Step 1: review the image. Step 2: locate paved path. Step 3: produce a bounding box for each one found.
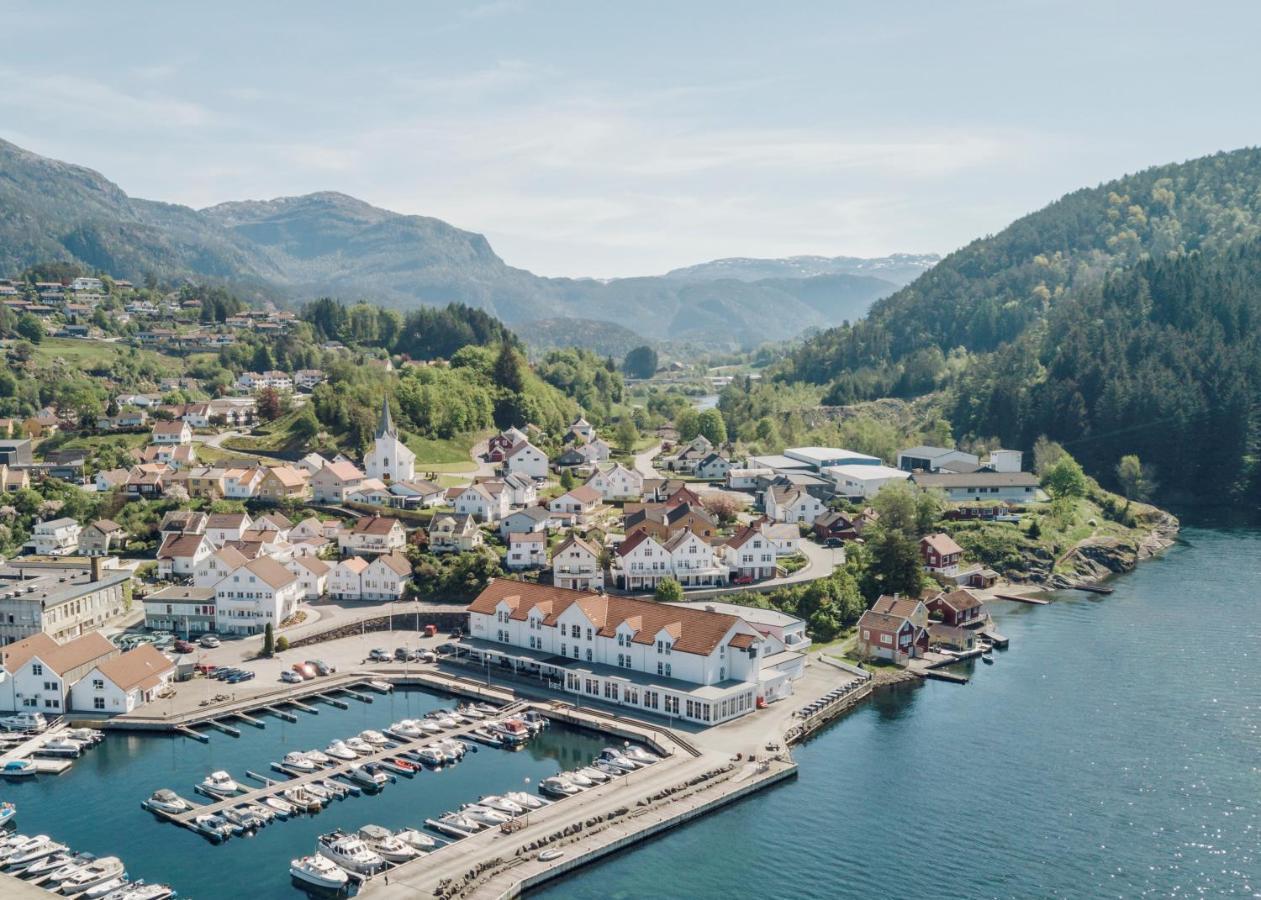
[631,442,662,478]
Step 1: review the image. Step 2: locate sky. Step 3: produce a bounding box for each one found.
[2,1,1260,278]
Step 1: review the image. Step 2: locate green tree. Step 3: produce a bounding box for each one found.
[1043,454,1087,499]
[15,313,43,344]
[622,345,658,379]
[1115,454,1155,504]
[614,418,639,454]
[654,577,684,603]
[275,636,290,653]
[290,405,320,444]
[250,343,273,372]
[697,408,727,445]
[560,469,576,490]
[674,407,701,442]
[262,622,275,656]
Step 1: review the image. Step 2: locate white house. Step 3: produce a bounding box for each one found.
[151,420,192,445]
[213,557,302,635]
[613,531,670,591]
[762,483,826,524]
[825,464,911,500]
[499,506,551,540]
[364,398,416,482]
[695,453,732,481]
[0,632,116,715]
[68,644,173,715]
[311,460,366,504]
[763,522,804,557]
[910,471,1040,503]
[455,482,509,523]
[501,472,538,508]
[31,518,82,556]
[466,580,804,723]
[428,515,483,554]
[389,479,445,508]
[506,532,548,570]
[156,532,213,579]
[222,467,264,500]
[286,556,330,601]
[205,512,252,545]
[548,486,602,524]
[505,440,549,479]
[664,529,728,587]
[330,557,369,600]
[722,523,778,581]
[193,545,249,589]
[552,534,604,592]
[339,515,406,556]
[360,552,411,601]
[585,463,644,502]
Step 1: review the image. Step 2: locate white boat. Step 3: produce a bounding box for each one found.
[565,770,594,788]
[45,853,97,883]
[37,738,82,758]
[457,705,484,720]
[317,779,348,799]
[592,760,624,778]
[281,787,322,813]
[386,720,424,740]
[367,679,393,693]
[344,737,374,755]
[461,804,511,826]
[538,848,565,862]
[469,727,504,747]
[576,766,611,784]
[377,758,413,776]
[6,836,65,868]
[504,790,548,810]
[624,746,658,765]
[262,796,295,817]
[143,789,191,815]
[414,745,445,766]
[0,713,47,733]
[489,719,530,745]
[474,702,499,714]
[478,795,525,815]
[21,852,73,879]
[193,814,234,841]
[0,801,14,828]
[65,728,102,746]
[290,854,349,891]
[521,711,549,733]
[304,782,332,804]
[317,831,385,875]
[359,729,389,746]
[244,802,276,823]
[198,770,240,797]
[394,828,438,851]
[427,713,459,729]
[346,763,388,788]
[1,834,49,861]
[427,813,481,837]
[304,749,333,766]
[325,740,358,761]
[1,760,36,778]
[357,824,420,863]
[539,776,582,797]
[597,749,638,771]
[222,807,265,831]
[282,752,318,773]
[83,876,127,899]
[58,856,125,894]
[109,885,173,900]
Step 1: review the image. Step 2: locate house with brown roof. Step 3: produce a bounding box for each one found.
[338,515,406,557]
[506,532,548,570]
[551,534,604,591]
[212,556,301,635]
[156,532,213,578]
[78,519,126,556]
[920,532,965,577]
[330,556,370,600]
[286,555,330,601]
[151,419,192,445]
[361,552,411,601]
[428,515,482,554]
[925,588,988,628]
[855,605,929,665]
[0,632,117,714]
[465,580,802,722]
[311,459,365,503]
[548,485,602,524]
[69,643,173,714]
[257,465,310,502]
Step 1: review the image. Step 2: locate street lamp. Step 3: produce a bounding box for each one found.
[522,777,531,826]
[623,740,633,785]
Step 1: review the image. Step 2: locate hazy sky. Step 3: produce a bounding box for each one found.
[3,1,1260,277]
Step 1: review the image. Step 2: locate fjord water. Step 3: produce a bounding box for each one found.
[1,688,607,898]
[539,526,1261,899]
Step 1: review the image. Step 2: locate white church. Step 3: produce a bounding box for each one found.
[365,398,415,482]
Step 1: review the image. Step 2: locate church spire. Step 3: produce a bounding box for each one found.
[376,396,397,439]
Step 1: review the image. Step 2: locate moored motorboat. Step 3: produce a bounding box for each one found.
[1,760,36,779]
[282,751,318,773]
[243,802,276,823]
[394,828,438,851]
[359,729,389,746]
[538,775,582,797]
[461,804,511,826]
[504,790,548,810]
[623,746,658,765]
[281,787,322,813]
[325,740,358,761]
[439,738,468,758]
[305,749,333,766]
[316,830,385,875]
[385,720,424,741]
[344,737,374,755]
[56,856,125,894]
[414,746,445,767]
[20,851,73,879]
[576,765,610,784]
[468,728,503,747]
[143,789,192,815]
[5,835,65,868]
[377,757,416,776]
[366,680,393,693]
[36,738,81,758]
[592,760,623,778]
[303,782,332,804]
[356,824,420,863]
[982,654,995,664]
[426,712,459,729]
[193,814,235,841]
[478,795,525,815]
[489,719,530,745]
[457,704,484,720]
[198,770,240,798]
[82,876,126,898]
[347,763,389,788]
[0,800,14,828]
[262,796,295,818]
[106,883,173,900]
[222,806,265,832]
[316,779,348,799]
[565,770,594,788]
[289,853,350,891]
[426,813,481,838]
[598,748,639,771]
[44,853,97,884]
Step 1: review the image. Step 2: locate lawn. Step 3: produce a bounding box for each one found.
[408,432,486,474]
[57,432,150,452]
[31,337,196,372]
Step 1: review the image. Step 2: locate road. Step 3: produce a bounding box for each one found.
[631,442,662,478]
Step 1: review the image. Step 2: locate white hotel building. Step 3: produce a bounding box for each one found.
[464,580,804,725]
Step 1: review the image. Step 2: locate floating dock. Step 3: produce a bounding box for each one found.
[993,592,1049,605]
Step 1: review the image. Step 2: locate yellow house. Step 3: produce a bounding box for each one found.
[257,465,310,502]
[185,466,226,500]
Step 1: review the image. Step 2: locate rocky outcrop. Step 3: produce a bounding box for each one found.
[1031,508,1179,589]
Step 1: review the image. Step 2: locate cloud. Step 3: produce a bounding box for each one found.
[0,68,215,130]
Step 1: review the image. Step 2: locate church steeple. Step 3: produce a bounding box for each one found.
[376,396,397,439]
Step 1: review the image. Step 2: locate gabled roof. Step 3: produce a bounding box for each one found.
[370,552,412,575]
[616,530,662,557]
[207,545,249,571]
[352,515,401,535]
[554,534,600,558]
[157,532,208,560]
[469,580,751,656]
[857,609,913,635]
[338,556,370,574]
[921,532,964,557]
[290,555,330,576]
[254,512,293,530]
[871,595,923,619]
[89,519,123,534]
[319,460,365,482]
[95,644,173,692]
[4,632,115,677]
[506,506,552,524]
[0,633,58,674]
[559,485,600,505]
[243,556,297,589]
[931,589,985,612]
[509,531,547,545]
[206,512,251,529]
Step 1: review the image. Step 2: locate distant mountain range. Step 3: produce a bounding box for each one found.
[0,137,934,348]
[663,253,938,285]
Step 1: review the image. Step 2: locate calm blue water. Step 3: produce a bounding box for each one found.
[1,687,608,898]
[538,526,1261,899]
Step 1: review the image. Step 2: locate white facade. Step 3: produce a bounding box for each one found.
[212,559,302,635]
[505,534,548,570]
[585,464,644,501]
[365,399,416,482]
[825,464,911,499]
[360,554,410,601]
[330,558,367,600]
[455,484,509,523]
[506,441,549,479]
[763,486,826,523]
[552,538,604,591]
[32,518,81,556]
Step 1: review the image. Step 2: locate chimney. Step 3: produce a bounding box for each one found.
[90,556,103,582]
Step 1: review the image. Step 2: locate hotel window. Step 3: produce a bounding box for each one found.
[664,663,671,678]
[617,653,624,667]
[572,645,579,659]
[93,697,105,710]
[561,644,567,656]
[657,661,664,676]
[32,663,42,675]
[93,679,104,690]
[585,649,592,662]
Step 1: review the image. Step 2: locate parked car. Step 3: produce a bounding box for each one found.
[227,671,255,684]
[732,574,754,585]
[394,647,409,661]
[369,648,390,662]
[435,643,458,655]
[824,537,844,548]
[173,640,195,654]
[418,651,436,663]
[199,634,221,648]
[280,670,302,684]
[292,662,317,680]
[311,660,335,676]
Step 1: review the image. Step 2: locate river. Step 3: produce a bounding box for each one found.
[536,525,1261,898]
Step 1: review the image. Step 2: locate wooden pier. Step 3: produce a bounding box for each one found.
[315,693,349,710]
[265,706,298,723]
[1070,583,1114,594]
[288,699,319,714]
[235,712,266,729]
[176,725,209,743]
[206,720,241,738]
[993,592,1049,605]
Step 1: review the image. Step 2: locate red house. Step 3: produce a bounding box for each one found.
[926,589,987,627]
[920,532,964,576]
[855,609,928,665]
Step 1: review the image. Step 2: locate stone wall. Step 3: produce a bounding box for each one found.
[289,610,469,650]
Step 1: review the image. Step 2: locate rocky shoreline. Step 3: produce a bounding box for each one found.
[1016,507,1180,590]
